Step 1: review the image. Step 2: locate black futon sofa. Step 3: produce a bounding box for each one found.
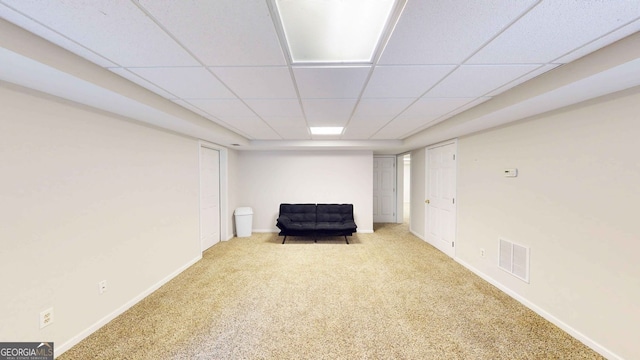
[276,203,357,244]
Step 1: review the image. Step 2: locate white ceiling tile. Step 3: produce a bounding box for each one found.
[186,99,280,139]
[293,67,370,98]
[109,68,177,99]
[397,97,476,122]
[302,99,358,125]
[343,118,395,140]
[0,3,117,67]
[261,116,307,127]
[270,123,311,140]
[138,0,286,66]
[468,1,640,64]
[1,0,199,67]
[554,19,640,64]
[426,65,540,98]
[410,97,492,135]
[244,99,303,118]
[127,67,235,99]
[171,100,237,131]
[229,118,281,140]
[379,0,538,64]
[187,99,256,119]
[362,65,455,98]
[375,98,492,140]
[172,99,217,119]
[369,118,417,139]
[212,67,296,99]
[486,64,560,97]
[346,98,416,139]
[352,98,415,119]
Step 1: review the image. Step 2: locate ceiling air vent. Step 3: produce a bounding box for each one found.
[499,238,530,283]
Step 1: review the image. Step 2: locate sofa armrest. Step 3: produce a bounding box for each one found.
[276,215,293,230]
[343,220,357,230]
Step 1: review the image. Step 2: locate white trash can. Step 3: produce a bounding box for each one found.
[234,207,253,237]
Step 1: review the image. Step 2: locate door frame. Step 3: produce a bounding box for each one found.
[199,141,228,251]
[424,139,458,258]
[396,153,411,224]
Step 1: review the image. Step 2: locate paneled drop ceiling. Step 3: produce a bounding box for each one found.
[0,1,639,153]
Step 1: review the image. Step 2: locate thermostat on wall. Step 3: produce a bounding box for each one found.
[504,168,518,177]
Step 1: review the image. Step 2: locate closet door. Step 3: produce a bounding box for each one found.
[373,156,396,223]
[425,142,456,258]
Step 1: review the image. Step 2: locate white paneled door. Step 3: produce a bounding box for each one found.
[200,147,220,251]
[425,142,457,258]
[373,156,396,223]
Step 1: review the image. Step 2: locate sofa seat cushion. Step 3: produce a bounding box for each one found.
[316,221,356,231]
[285,221,317,231]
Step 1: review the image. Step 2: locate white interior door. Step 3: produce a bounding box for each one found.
[373,156,396,223]
[425,142,456,257]
[200,147,220,251]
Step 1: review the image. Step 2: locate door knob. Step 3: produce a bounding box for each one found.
[425,199,430,204]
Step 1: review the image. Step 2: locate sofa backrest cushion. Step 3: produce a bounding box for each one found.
[279,203,317,222]
[316,204,354,222]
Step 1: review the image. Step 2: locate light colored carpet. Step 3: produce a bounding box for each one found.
[59,223,603,359]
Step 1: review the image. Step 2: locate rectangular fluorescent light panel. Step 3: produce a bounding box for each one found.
[275,0,397,64]
[310,127,344,135]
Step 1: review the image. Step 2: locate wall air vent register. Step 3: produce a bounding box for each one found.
[499,238,530,283]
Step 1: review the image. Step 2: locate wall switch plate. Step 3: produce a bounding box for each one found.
[504,168,518,177]
[40,308,53,329]
[98,280,107,294]
[480,248,486,258]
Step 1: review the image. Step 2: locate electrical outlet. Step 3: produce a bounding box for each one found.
[504,168,518,177]
[40,308,54,329]
[480,248,486,258]
[98,280,107,294]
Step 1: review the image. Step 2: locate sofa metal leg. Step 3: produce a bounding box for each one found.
[282,236,287,244]
[345,236,349,244]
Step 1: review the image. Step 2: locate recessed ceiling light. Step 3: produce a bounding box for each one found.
[273,0,404,64]
[310,126,344,135]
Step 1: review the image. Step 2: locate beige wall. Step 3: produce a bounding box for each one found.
[236,150,374,233]
[456,86,640,359]
[0,84,201,353]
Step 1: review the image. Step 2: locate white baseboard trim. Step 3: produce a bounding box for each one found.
[56,254,202,357]
[454,258,622,360]
[410,229,425,240]
[252,229,278,233]
[357,229,374,233]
